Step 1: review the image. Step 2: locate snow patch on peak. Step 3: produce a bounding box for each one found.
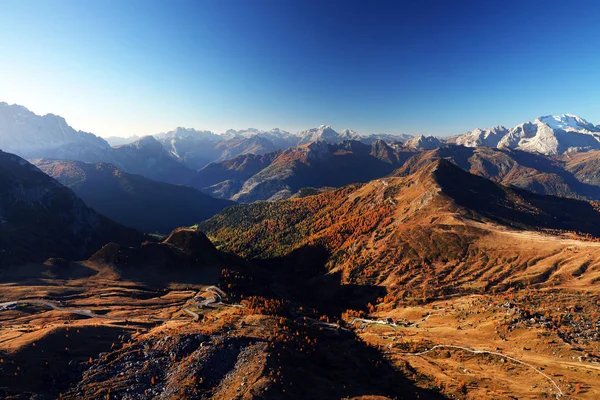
[296,125,365,146]
[0,102,110,157]
[339,128,360,138]
[537,114,599,132]
[456,125,509,148]
[454,113,600,155]
[407,135,442,150]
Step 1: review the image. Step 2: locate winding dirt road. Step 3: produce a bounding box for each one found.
[400,344,564,399]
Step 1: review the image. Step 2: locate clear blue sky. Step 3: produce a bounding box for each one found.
[1,0,600,137]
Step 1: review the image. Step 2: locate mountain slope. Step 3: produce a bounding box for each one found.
[562,150,600,186]
[192,140,416,202]
[0,150,143,266]
[200,159,600,298]
[4,156,600,399]
[110,136,196,184]
[90,227,224,271]
[189,151,281,192]
[34,159,234,233]
[431,159,600,230]
[398,145,588,197]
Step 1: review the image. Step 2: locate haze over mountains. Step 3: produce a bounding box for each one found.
[5,101,600,209]
[4,103,600,170]
[6,100,600,224]
[0,102,111,159]
[0,150,143,266]
[34,159,233,233]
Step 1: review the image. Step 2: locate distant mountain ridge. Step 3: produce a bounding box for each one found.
[454,114,600,155]
[0,150,143,266]
[3,101,600,189]
[191,139,417,202]
[0,103,416,174]
[109,136,196,184]
[396,144,600,202]
[0,103,197,184]
[155,124,415,170]
[0,102,111,158]
[34,159,234,233]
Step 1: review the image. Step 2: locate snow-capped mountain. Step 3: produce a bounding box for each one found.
[538,114,599,132]
[154,127,220,142]
[221,128,299,150]
[223,127,292,140]
[154,123,413,168]
[456,114,600,155]
[0,102,110,158]
[406,134,442,150]
[455,126,509,148]
[108,127,220,146]
[0,101,416,172]
[296,125,361,145]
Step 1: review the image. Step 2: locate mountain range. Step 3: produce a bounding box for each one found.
[3,104,600,399]
[33,159,233,233]
[453,114,600,155]
[395,145,600,200]
[0,102,111,159]
[191,140,417,202]
[200,157,600,296]
[0,150,143,266]
[5,101,600,209]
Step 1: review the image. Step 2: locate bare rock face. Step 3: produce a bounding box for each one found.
[0,102,110,158]
[455,126,509,148]
[406,134,442,150]
[457,114,600,155]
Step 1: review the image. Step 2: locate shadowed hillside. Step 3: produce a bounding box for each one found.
[0,150,144,267]
[34,159,234,233]
[200,159,600,299]
[397,144,600,200]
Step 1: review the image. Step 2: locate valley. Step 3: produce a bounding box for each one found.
[1,225,599,399]
[3,154,600,398]
[3,100,600,400]
[4,1,600,398]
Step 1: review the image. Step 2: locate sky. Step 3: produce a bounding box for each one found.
[1,0,600,138]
